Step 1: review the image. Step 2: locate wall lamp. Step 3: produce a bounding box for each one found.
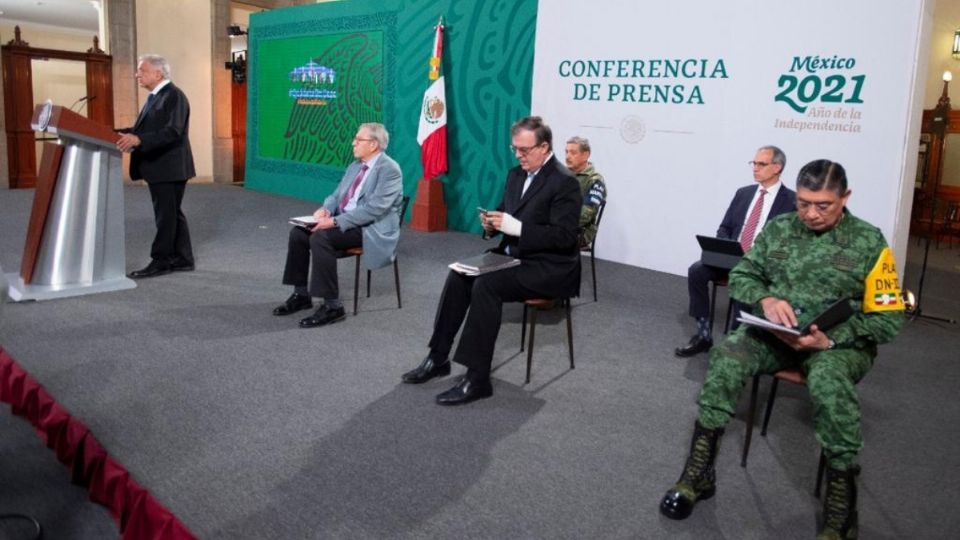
[954,29,960,60]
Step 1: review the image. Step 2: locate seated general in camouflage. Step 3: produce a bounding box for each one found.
[564,136,606,247]
[659,160,905,539]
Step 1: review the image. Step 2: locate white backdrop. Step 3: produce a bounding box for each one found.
[533,0,931,276]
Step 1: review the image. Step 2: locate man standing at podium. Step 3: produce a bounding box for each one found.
[117,54,196,278]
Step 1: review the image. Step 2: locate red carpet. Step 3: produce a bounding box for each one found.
[0,347,195,540]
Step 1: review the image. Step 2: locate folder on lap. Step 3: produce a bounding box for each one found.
[289,215,317,228]
[449,252,520,276]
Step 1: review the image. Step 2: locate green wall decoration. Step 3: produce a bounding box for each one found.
[244,0,538,233]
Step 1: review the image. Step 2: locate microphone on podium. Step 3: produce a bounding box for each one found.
[69,95,96,112]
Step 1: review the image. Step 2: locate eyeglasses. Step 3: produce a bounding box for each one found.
[353,137,375,144]
[796,200,837,214]
[510,143,544,156]
[748,161,771,168]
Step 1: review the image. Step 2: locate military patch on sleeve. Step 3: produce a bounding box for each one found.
[862,247,904,313]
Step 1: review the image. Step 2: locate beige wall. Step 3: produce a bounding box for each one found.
[135,0,214,183]
[925,0,960,107]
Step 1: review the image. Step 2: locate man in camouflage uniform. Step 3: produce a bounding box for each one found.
[659,160,904,540]
[565,136,607,247]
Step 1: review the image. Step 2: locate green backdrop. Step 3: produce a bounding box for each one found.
[244,0,538,233]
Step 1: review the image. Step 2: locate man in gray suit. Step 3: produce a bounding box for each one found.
[273,123,403,327]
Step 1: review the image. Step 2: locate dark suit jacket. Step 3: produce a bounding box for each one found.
[716,183,796,240]
[120,82,196,183]
[492,155,582,298]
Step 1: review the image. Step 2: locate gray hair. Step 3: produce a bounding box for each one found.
[138,54,171,79]
[758,144,786,171]
[566,136,591,153]
[360,122,389,150]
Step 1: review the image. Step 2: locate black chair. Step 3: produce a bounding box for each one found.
[580,200,607,302]
[339,196,410,315]
[936,201,960,249]
[741,368,827,498]
[519,298,574,384]
[708,277,735,336]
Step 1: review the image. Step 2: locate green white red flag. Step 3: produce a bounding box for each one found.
[417,18,447,180]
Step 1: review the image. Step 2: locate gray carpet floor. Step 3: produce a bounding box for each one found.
[1,184,958,539]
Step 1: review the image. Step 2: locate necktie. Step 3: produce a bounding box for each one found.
[339,164,369,211]
[521,172,535,197]
[740,188,767,252]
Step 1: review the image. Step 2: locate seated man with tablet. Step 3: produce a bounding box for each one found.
[675,145,796,357]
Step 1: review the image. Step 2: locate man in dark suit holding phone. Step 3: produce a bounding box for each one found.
[675,145,796,357]
[401,116,582,405]
[117,54,196,279]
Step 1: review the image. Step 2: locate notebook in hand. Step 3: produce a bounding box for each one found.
[737,298,854,336]
[696,235,744,270]
[289,215,317,228]
[449,252,520,276]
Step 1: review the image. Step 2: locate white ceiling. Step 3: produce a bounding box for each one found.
[0,0,99,33]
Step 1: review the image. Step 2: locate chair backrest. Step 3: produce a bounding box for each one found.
[399,195,411,222]
[580,199,607,251]
[594,199,607,229]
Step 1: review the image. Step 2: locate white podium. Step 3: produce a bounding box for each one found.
[6,102,135,301]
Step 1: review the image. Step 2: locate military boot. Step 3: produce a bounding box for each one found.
[659,421,723,520]
[817,465,860,540]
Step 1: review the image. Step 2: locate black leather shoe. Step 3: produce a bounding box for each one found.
[299,305,346,328]
[128,261,172,279]
[401,356,451,384]
[435,377,493,405]
[171,260,195,272]
[674,336,713,357]
[273,293,313,316]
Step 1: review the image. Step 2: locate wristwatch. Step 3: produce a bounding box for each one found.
[827,338,837,350]
[332,217,338,228]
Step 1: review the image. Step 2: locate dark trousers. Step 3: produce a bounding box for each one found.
[282,225,362,299]
[428,267,539,380]
[148,181,193,265]
[687,261,728,320]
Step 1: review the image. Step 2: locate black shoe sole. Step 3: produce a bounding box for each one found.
[299,313,346,328]
[273,304,313,316]
[128,269,173,279]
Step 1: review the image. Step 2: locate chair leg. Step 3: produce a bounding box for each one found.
[366,269,371,298]
[760,377,781,436]
[352,255,360,316]
[590,248,598,302]
[815,449,826,498]
[708,280,718,336]
[525,307,538,384]
[741,375,761,467]
[393,258,401,309]
[724,298,735,334]
[520,304,528,352]
[565,299,574,370]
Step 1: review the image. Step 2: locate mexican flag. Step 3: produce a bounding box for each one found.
[874,293,899,306]
[417,19,448,180]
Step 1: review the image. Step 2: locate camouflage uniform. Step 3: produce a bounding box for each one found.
[575,163,606,246]
[697,210,904,469]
